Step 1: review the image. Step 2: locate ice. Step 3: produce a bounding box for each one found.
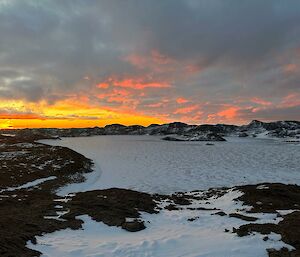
[28,135,299,256]
[0,176,57,193]
[40,135,300,195]
[28,189,293,257]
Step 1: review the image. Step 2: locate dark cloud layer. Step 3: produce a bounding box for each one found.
[0,0,299,123]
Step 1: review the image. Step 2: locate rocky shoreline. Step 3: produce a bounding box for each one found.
[0,135,299,257]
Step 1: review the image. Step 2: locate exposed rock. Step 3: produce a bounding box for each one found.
[267,247,294,257]
[162,136,186,141]
[213,211,227,216]
[236,183,300,213]
[188,216,200,222]
[2,119,299,139]
[233,183,300,257]
[229,213,258,222]
[165,204,181,211]
[162,133,226,142]
[64,188,159,229]
[122,220,145,232]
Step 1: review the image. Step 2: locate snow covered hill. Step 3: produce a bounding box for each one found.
[2,120,300,141]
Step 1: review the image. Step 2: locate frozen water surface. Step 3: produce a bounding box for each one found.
[40,135,300,195]
[30,136,300,257]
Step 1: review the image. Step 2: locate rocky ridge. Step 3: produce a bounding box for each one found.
[1,120,300,142]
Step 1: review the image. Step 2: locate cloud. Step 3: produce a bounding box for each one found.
[280,93,300,108]
[236,105,300,122]
[112,79,170,90]
[0,108,43,120]
[176,97,189,104]
[0,0,299,125]
[283,64,298,74]
[250,97,272,106]
[173,105,199,115]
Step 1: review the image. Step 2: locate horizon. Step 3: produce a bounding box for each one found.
[0,1,300,129]
[0,2,300,254]
[1,119,299,130]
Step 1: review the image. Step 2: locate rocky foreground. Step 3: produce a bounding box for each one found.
[0,135,299,257]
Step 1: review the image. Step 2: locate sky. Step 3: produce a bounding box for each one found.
[0,0,300,128]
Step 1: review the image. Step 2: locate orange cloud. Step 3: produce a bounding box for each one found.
[107,96,131,103]
[113,89,130,96]
[124,49,175,70]
[150,50,174,65]
[145,102,164,108]
[113,79,170,90]
[176,97,189,104]
[178,110,204,124]
[124,54,147,69]
[123,50,204,80]
[185,64,202,74]
[173,105,199,114]
[251,97,272,106]
[283,64,298,73]
[0,113,43,120]
[97,89,130,99]
[280,93,300,107]
[97,83,109,89]
[216,107,239,119]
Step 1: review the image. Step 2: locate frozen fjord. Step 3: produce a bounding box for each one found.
[40,135,300,195]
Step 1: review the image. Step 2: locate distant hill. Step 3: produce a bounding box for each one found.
[1,120,300,141]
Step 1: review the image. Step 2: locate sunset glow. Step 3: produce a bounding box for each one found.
[0,1,299,129]
[0,99,165,129]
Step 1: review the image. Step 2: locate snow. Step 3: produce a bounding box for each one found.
[12,143,36,148]
[28,189,293,257]
[44,209,70,221]
[276,210,298,216]
[256,185,269,190]
[40,135,300,195]
[0,151,29,159]
[27,135,300,256]
[1,133,15,137]
[0,176,57,193]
